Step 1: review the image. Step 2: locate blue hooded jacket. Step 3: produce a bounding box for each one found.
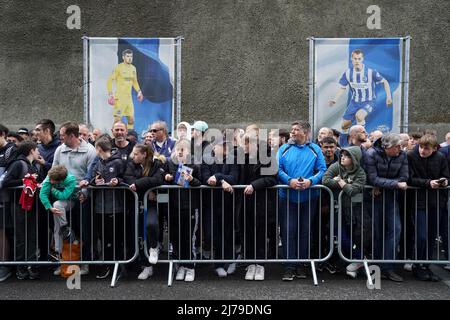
[277,140,327,203]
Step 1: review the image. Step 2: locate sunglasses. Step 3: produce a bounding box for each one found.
[150,129,162,133]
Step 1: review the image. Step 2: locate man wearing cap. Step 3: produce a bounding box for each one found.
[191,120,210,164]
[17,128,30,141]
[366,133,409,282]
[149,121,175,159]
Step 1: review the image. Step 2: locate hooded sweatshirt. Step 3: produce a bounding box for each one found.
[176,122,192,140]
[322,146,366,207]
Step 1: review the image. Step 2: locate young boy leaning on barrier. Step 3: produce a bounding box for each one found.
[39,164,78,276]
[322,146,366,278]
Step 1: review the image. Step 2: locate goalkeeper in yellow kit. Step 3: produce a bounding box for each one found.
[107,49,144,129]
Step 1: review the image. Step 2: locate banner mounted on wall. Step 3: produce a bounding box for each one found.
[309,37,410,147]
[83,37,182,139]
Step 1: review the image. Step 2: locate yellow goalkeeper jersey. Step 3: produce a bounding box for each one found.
[107,62,141,101]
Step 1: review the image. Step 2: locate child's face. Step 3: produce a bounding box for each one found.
[131,148,146,164]
[175,145,189,162]
[340,153,353,167]
[95,146,108,159]
[419,145,436,158]
[30,148,41,161]
[49,178,60,185]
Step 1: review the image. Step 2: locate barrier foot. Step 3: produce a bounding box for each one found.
[311,261,318,286]
[168,261,174,287]
[111,263,119,288]
[364,261,373,287]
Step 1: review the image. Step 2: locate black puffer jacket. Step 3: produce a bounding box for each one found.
[123,159,165,197]
[408,146,450,208]
[2,155,43,188]
[91,152,126,214]
[365,138,409,189]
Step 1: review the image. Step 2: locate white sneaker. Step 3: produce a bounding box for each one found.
[138,266,153,280]
[184,268,195,282]
[176,266,186,281]
[403,263,413,272]
[148,247,159,265]
[227,263,237,275]
[443,264,450,271]
[80,265,89,275]
[254,265,265,281]
[346,271,357,279]
[215,267,227,278]
[53,266,61,276]
[346,262,364,273]
[245,264,256,280]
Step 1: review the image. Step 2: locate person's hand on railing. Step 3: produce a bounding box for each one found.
[79,180,89,188]
[244,184,254,195]
[207,176,217,186]
[222,180,234,193]
[95,175,105,186]
[165,174,174,182]
[49,207,63,216]
[289,178,300,189]
[109,178,118,186]
[129,183,137,192]
[372,187,381,197]
[397,182,408,190]
[298,179,311,190]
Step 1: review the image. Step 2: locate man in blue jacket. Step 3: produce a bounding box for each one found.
[278,120,327,281]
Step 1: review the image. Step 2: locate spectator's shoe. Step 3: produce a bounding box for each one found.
[426,268,440,282]
[0,266,12,282]
[245,264,256,280]
[346,262,364,273]
[28,266,40,280]
[323,262,337,274]
[413,265,430,281]
[148,247,159,265]
[403,263,413,272]
[80,265,89,276]
[61,225,76,243]
[383,270,403,282]
[138,266,153,280]
[295,266,307,279]
[184,268,195,282]
[175,266,186,281]
[227,262,237,275]
[443,264,450,271]
[16,266,29,280]
[215,267,227,278]
[346,271,357,279]
[96,266,111,279]
[282,268,295,281]
[53,266,62,276]
[254,265,265,281]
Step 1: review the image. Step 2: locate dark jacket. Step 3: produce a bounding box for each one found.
[0,141,17,169]
[91,152,126,214]
[112,139,136,162]
[408,147,450,208]
[2,155,43,188]
[38,136,60,175]
[123,159,165,197]
[365,138,409,189]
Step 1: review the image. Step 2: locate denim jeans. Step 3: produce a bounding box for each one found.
[373,190,402,271]
[279,196,317,270]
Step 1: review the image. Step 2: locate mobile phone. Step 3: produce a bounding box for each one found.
[298,177,304,182]
[438,178,447,185]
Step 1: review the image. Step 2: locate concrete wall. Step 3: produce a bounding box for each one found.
[0,0,449,138]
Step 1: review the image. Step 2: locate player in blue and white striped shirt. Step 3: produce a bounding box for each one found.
[329,49,392,132]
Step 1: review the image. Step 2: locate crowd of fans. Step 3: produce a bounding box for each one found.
[0,119,449,284]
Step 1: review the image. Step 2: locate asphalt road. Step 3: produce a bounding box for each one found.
[0,263,449,300]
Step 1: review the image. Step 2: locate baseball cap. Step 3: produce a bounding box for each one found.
[191,121,209,132]
[17,128,29,135]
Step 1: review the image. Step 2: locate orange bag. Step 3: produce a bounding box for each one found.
[60,240,81,278]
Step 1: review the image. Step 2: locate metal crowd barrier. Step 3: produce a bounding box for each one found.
[337,186,450,287]
[143,185,334,286]
[0,186,139,287]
